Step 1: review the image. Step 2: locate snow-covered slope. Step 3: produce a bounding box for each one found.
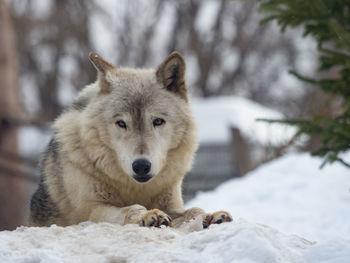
[187,153,350,242]
[1,220,347,263]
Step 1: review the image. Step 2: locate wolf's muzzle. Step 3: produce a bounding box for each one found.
[133,175,152,183]
[132,158,152,183]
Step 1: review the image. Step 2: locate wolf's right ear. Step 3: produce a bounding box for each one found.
[89,52,116,93]
[156,51,188,101]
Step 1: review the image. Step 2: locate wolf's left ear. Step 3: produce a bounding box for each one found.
[156,51,187,101]
[89,52,116,93]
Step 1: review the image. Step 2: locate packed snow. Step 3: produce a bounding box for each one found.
[1,153,349,262]
[187,153,350,241]
[0,221,316,263]
[191,96,296,145]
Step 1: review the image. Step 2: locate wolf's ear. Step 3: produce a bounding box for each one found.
[89,52,115,93]
[156,51,187,101]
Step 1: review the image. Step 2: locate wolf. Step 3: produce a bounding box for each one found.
[30,51,232,228]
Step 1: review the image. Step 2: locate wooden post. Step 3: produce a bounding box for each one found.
[0,0,25,230]
[231,127,252,177]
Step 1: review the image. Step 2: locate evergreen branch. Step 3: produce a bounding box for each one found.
[258,0,350,168]
[288,70,318,85]
[329,19,350,50]
[333,157,350,168]
[318,46,350,59]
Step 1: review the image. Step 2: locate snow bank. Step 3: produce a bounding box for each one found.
[2,220,347,263]
[191,96,296,145]
[187,153,350,242]
[2,153,349,262]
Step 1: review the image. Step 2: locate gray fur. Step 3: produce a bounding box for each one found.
[71,96,89,111]
[30,179,60,225]
[30,138,61,225]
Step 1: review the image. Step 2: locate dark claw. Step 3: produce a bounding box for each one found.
[149,216,157,227]
[161,220,169,226]
[203,215,213,229]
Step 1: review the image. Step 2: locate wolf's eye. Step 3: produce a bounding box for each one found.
[153,118,165,127]
[116,120,127,129]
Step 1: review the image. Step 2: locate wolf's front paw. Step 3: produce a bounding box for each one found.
[140,209,172,227]
[203,211,233,229]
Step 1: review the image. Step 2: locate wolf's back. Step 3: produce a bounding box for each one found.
[30,138,63,226]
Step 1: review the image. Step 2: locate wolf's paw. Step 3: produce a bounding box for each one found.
[203,211,233,229]
[140,209,172,227]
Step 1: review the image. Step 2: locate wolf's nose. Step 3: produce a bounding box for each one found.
[132,158,151,176]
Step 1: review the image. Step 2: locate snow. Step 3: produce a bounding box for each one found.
[186,153,350,262]
[18,127,52,157]
[1,153,350,262]
[191,96,296,145]
[0,220,340,263]
[187,153,350,241]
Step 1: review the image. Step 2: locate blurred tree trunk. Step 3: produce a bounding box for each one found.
[0,0,25,230]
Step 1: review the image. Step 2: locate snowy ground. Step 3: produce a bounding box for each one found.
[187,153,350,242]
[0,221,317,263]
[1,153,349,262]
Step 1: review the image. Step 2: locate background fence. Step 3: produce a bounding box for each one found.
[183,143,238,201]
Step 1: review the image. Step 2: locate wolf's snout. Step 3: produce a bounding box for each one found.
[132,158,151,180]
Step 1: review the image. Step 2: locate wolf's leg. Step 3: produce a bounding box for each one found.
[89,204,145,225]
[170,207,205,228]
[89,204,172,227]
[171,207,233,229]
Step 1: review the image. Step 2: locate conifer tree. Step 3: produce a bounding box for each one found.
[257,0,350,167]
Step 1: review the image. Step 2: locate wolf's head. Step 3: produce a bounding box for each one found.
[79,51,197,184]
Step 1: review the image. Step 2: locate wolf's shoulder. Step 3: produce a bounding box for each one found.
[71,82,99,112]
